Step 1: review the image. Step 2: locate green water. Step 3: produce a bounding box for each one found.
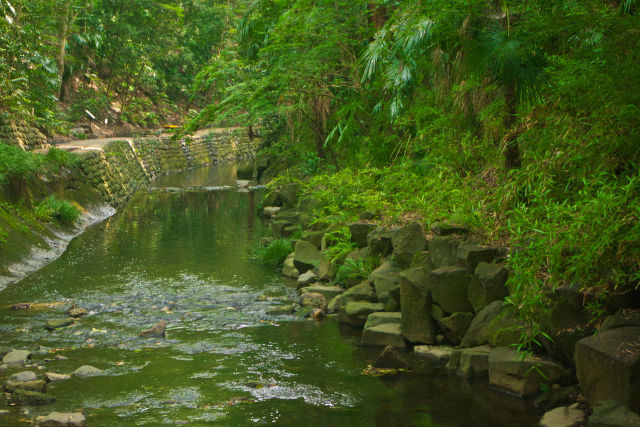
[0,164,539,426]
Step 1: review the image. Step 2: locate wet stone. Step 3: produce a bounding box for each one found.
[72,365,103,378]
[46,318,75,330]
[36,411,86,427]
[2,350,31,367]
[5,380,46,393]
[8,371,37,383]
[11,389,56,406]
[139,320,167,338]
[266,304,296,315]
[45,373,71,383]
[68,307,89,318]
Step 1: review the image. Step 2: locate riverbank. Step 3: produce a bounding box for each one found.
[0,128,260,288]
[256,182,640,427]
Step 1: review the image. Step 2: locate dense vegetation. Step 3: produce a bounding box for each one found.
[0,0,639,346]
[189,0,640,345]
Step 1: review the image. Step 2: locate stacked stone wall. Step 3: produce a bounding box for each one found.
[76,129,260,207]
[0,116,49,150]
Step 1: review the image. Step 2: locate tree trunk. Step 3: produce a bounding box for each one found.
[56,4,70,101]
[504,86,522,169]
[368,3,387,29]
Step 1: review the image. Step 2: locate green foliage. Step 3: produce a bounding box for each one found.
[34,195,81,225]
[336,257,377,287]
[253,238,293,268]
[323,226,356,264]
[0,144,81,184]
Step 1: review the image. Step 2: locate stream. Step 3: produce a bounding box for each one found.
[0,163,539,426]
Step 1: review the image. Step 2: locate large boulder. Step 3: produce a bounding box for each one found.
[368,260,402,305]
[447,345,492,378]
[489,347,565,398]
[72,365,103,378]
[574,327,640,412]
[292,241,321,273]
[600,308,640,332]
[8,371,37,383]
[282,253,299,278]
[399,266,436,344]
[338,301,384,327]
[468,262,508,313]
[367,226,399,257]
[373,346,410,370]
[36,412,86,427]
[456,244,499,271]
[327,281,376,314]
[438,312,474,345]
[363,312,402,329]
[361,323,405,348]
[296,270,317,289]
[414,345,455,367]
[391,222,427,267]
[428,236,460,269]
[349,222,377,248]
[461,301,522,348]
[430,222,469,236]
[300,293,327,311]
[300,230,324,249]
[271,220,294,239]
[316,253,335,282]
[300,285,344,304]
[426,266,473,314]
[2,350,31,367]
[588,400,640,427]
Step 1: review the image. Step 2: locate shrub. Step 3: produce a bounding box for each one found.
[336,257,377,287]
[254,238,293,268]
[34,196,81,225]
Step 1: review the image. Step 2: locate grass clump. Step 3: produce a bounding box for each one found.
[336,257,377,288]
[254,238,293,268]
[34,196,81,225]
[0,143,81,184]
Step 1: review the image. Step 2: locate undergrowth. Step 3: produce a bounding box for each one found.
[34,196,81,225]
[253,238,293,268]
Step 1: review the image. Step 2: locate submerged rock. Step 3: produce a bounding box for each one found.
[10,303,31,310]
[447,345,492,379]
[72,365,103,378]
[373,346,409,370]
[2,350,31,367]
[46,318,75,330]
[11,389,56,406]
[139,320,167,338]
[67,306,88,318]
[45,373,71,383]
[36,411,86,427]
[266,304,296,315]
[5,380,46,393]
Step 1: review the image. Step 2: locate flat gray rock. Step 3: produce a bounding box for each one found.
[36,411,86,427]
[73,365,103,378]
[8,371,37,383]
[45,372,71,382]
[2,350,31,366]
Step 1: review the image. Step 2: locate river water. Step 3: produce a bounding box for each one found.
[0,164,539,426]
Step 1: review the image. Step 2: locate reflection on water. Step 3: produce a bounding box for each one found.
[0,163,539,426]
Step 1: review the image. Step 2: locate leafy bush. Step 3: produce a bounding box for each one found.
[336,257,377,287]
[0,143,41,183]
[253,238,293,268]
[323,226,356,264]
[44,147,80,170]
[34,196,81,225]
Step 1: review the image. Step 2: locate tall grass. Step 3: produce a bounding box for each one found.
[253,238,293,268]
[34,196,81,225]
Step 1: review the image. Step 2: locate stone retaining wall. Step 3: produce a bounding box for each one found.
[78,129,260,206]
